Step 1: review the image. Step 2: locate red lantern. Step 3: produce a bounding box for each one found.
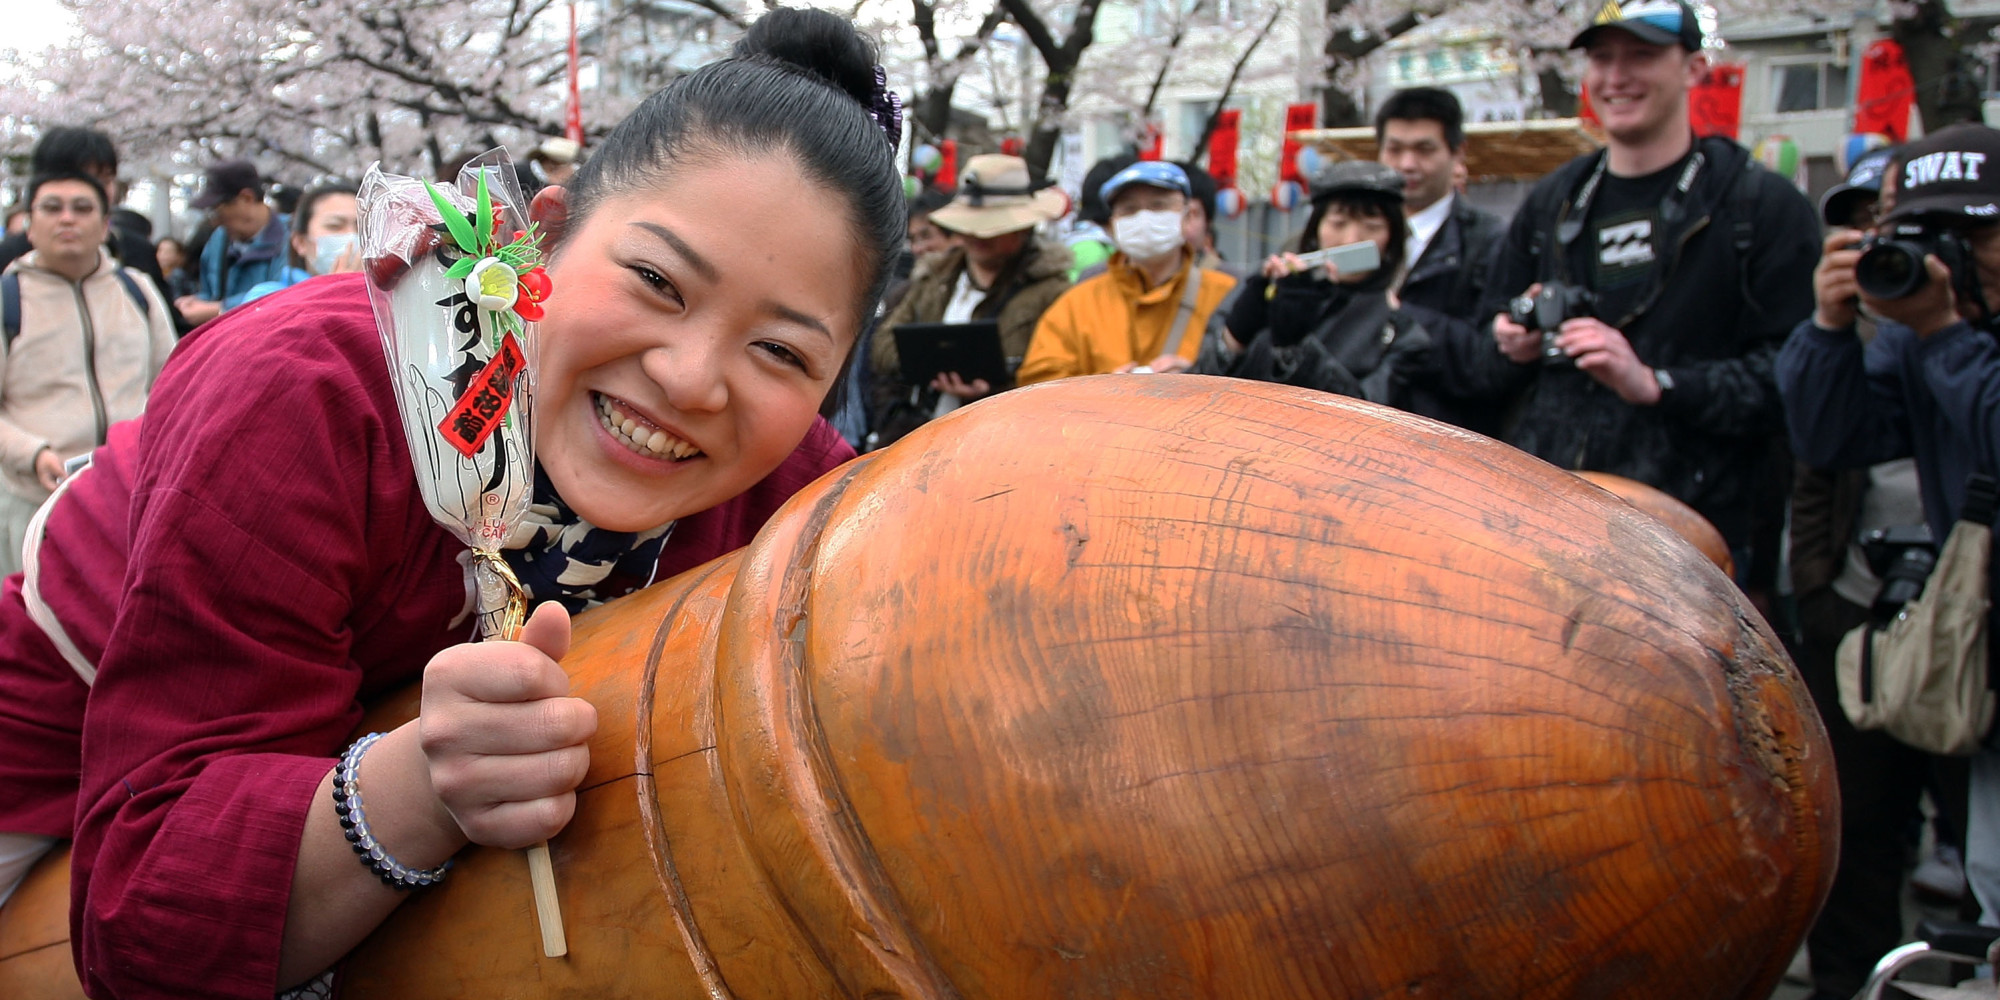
[1277,103,1317,185]
[1689,63,1744,140]
[1208,109,1241,190]
[1854,39,1914,142]
[937,138,959,192]
[1138,122,1164,162]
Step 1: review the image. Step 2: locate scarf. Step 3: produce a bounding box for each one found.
[501,466,675,614]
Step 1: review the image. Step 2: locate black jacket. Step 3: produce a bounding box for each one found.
[1398,197,1507,434]
[1202,274,1432,411]
[1447,135,1821,547]
[1401,195,1507,333]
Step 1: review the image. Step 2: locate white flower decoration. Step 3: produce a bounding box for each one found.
[467,257,519,312]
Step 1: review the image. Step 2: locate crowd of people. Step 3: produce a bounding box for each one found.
[0,0,1997,995]
[841,2,2000,998]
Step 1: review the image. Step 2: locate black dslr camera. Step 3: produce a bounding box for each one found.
[1860,524,1938,624]
[1507,282,1597,367]
[1855,220,1976,299]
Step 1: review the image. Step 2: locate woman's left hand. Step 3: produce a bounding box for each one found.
[1144,354,1194,374]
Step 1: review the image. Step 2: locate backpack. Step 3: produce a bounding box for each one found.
[1,269,151,350]
[1837,473,1997,755]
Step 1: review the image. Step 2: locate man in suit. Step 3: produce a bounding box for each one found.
[1374,87,1507,434]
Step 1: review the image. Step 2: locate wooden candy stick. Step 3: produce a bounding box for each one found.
[481,555,567,959]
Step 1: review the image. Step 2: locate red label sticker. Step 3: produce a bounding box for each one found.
[438,332,526,457]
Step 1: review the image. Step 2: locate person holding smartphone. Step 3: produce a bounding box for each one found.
[1195,161,1435,412]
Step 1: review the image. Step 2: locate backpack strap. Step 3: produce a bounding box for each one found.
[113,268,149,318]
[1732,158,1765,321]
[1,272,17,350]
[1160,266,1205,359]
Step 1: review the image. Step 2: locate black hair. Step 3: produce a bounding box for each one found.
[1374,88,1467,152]
[27,171,110,216]
[288,181,359,269]
[565,7,905,333]
[1078,154,1138,227]
[1299,191,1407,293]
[32,127,118,178]
[1176,160,1219,228]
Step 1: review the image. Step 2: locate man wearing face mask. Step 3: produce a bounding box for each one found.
[1017,161,1237,384]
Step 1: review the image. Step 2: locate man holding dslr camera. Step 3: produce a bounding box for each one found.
[1779,123,2000,928]
[1456,0,1819,566]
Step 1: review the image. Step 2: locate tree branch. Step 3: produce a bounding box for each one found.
[1140,0,1206,121]
[1191,3,1282,165]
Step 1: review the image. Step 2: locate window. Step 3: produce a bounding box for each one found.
[1427,51,1449,75]
[1458,47,1479,73]
[1180,99,1218,159]
[1398,54,1415,82]
[1772,61,1850,113]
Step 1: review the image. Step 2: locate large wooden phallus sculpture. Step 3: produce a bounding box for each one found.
[1,376,1834,999]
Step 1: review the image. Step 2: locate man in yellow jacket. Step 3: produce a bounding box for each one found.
[1017,162,1237,384]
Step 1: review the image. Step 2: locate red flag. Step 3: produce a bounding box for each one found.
[1208,109,1241,190]
[1689,63,1743,140]
[1278,103,1317,184]
[565,1,582,145]
[1579,84,1598,126]
[1854,39,1914,141]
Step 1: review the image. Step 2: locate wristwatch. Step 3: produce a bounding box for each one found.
[1652,367,1676,402]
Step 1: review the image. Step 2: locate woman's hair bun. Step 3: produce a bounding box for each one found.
[735,7,879,112]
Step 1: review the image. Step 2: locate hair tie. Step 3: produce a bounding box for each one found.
[869,66,903,150]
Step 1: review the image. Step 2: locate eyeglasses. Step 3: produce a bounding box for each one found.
[34,197,102,219]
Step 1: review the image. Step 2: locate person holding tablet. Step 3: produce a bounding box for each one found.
[868,154,1071,445]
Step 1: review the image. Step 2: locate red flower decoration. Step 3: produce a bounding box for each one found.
[512,266,552,322]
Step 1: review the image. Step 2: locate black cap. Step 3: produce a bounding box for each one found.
[1884,124,2000,223]
[1571,0,1703,51]
[1309,161,1405,204]
[191,159,262,210]
[1820,147,1897,227]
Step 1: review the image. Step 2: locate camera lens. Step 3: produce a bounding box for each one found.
[1855,240,1929,299]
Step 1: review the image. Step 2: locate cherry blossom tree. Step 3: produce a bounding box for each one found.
[0,0,655,182]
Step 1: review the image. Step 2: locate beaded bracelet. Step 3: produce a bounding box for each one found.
[332,732,453,891]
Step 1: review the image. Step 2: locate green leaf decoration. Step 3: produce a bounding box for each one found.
[474,171,494,257]
[423,179,478,255]
[443,257,477,280]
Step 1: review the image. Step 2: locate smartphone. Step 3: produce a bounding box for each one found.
[1295,239,1382,276]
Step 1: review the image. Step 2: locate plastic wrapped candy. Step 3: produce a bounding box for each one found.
[359,151,550,641]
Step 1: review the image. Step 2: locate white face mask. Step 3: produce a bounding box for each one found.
[1112,209,1185,262]
[312,233,357,275]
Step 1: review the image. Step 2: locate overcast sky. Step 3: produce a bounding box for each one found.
[13,0,77,53]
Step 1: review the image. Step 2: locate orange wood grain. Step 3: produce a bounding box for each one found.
[1577,470,1737,576]
[0,376,1835,999]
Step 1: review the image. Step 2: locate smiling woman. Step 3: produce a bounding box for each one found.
[0,8,904,1000]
